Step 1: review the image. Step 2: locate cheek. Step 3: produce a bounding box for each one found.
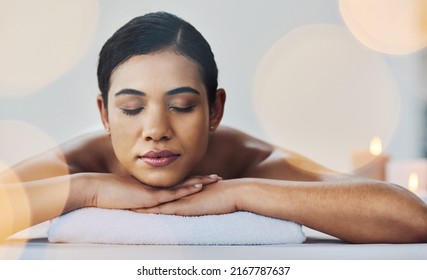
[108,108,140,135]
[176,112,210,154]
[110,132,132,167]
[108,112,140,164]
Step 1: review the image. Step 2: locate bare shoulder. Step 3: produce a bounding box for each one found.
[0,130,115,183]
[206,126,274,177]
[214,126,336,181]
[263,147,339,180]
[213,126,274,156]
[61,130,116,174]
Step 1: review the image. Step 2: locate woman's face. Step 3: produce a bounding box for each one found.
[102,50,213,187]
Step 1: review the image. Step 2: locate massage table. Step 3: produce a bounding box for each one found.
[1,222,426,260]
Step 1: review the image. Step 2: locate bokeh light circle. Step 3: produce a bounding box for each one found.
[0,120,69,255]
[0,159,27,259]
[253,24,401,173]
[340,0,427,55]
[0,120,60,170]
[0,0,99,96]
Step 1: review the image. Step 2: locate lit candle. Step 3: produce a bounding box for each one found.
[386,159,427,202]
[351,137,389,180]
[408,172,419,193]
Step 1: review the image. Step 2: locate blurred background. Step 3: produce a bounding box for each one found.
[1,0,427,174]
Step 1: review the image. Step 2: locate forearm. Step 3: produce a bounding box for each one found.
[0,173,92,240]
[238,178,427,243]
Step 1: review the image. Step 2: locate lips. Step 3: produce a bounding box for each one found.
[138,150,180,167]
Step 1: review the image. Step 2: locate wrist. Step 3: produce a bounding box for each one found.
[68,173,97,211]
[235,178,289,218]
[234,178,259,212]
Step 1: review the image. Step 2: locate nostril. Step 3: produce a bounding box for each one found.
[141,122,173,141]
[144,134,171,142]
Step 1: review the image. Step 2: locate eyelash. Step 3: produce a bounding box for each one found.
[169,106,195,113]
[121,108,144,116]
[120,106,195,116]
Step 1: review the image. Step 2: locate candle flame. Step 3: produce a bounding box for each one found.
[408,172,419,193]
[369,137,382,156]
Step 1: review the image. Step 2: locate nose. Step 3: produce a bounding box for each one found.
[141,106,173,142]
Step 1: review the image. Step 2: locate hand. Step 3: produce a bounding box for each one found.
[136,178,246,216]
[85,173,221,210]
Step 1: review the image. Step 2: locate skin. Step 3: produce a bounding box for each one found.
[1,50,427,243]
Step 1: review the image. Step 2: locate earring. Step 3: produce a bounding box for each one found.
[105,127,110,132]
[210,125,215,131]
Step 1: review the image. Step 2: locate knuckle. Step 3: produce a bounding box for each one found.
[169,188,178,197]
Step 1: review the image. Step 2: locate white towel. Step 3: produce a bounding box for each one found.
[48,208,306,245]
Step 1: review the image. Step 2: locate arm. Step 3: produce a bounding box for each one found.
[0,174,86,240]
[141,149,427,243]
[0,172,215,240]
[0,145,77,240]
[0,132,217,240]
[242,149,427,243]
[238,177,427,243]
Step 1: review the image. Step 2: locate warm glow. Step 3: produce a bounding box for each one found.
[253,24,400,173]
[0,0,99,96]
[339,0,427,55]
[0,122,71,257]
[0,120,60,169]
[408,172,419,192]
[0,159,29,257]
[369,137,382,156]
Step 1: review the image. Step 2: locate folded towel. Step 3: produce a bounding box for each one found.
[48,208,306,245]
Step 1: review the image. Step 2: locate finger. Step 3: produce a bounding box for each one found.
[151,184,201,206]
[176,174,222,188]
[135,201,185,215]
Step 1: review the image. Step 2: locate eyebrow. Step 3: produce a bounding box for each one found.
[114,86,200,97]
[167,86,200,96]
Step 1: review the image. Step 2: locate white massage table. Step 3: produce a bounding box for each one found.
[1,222,426,260]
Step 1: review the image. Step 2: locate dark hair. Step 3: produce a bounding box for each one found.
[97,11,218,108]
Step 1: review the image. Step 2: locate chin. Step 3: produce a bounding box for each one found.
[134,172,184,188]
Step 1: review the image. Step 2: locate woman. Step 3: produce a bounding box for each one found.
[1,12,426,243]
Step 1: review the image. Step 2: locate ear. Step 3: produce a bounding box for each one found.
[97,95,110,134]
[209,88,226,131]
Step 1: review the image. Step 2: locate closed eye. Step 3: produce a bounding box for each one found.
[169,106,195,113]
[121,107,144,116]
